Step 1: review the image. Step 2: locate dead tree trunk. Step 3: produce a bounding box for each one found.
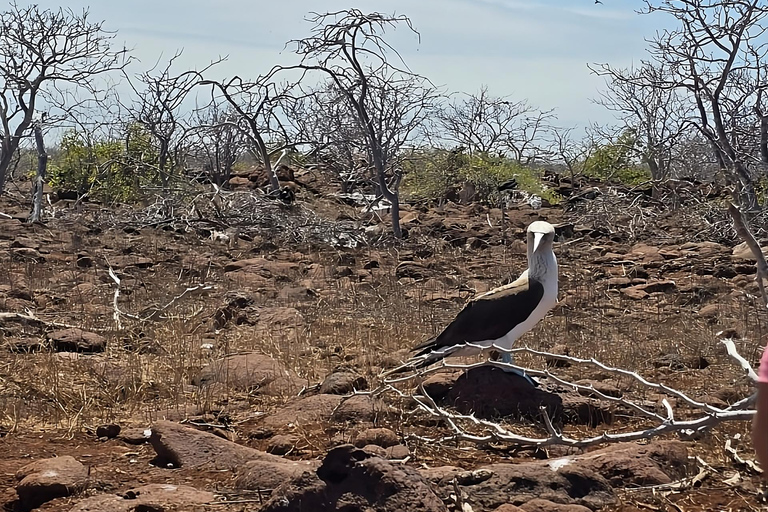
[28,123,47,223]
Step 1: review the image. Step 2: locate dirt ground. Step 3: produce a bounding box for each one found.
[0,176,766,511]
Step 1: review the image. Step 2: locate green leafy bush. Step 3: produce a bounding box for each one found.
[583,130,650,186]
[402,149,560,205]
[47,125,160,202]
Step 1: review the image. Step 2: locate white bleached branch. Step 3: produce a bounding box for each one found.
[381,346,757,449]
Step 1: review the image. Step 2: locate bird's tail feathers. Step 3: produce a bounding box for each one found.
[382,343,460,378]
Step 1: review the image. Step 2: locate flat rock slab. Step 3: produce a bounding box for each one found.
[224,257,300,277]
[423,441,689,510]
[262,445,447,512]
[16,455,89,509]
[255,394,386,433]
[149,420,314,474]
[424,462,614,510]
[47,328,106,352]
[70,484,214,512]
[234,458,319,491]
[192,352,303,395]
[560,440,689,486]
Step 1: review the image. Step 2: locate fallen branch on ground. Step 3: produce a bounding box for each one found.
[379,344,758,449]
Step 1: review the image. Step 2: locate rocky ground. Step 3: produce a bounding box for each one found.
[0,174,766,511]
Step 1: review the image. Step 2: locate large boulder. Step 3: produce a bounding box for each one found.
[261,444,447,512]
[149,420,314,477]
[15,455,89,509]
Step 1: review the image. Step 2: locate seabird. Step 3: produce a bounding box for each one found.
[389,221,558,375]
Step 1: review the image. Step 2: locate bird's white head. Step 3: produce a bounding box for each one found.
[527,221,555,254]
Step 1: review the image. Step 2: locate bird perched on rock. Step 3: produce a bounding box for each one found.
[388,221,558,377]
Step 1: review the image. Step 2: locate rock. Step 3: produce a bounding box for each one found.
[386,444,411,459]
[192,352,303,396]
[15,455,89,509]
[118,427,151,445]
[224,257,300,278]
[520,499,593,512]
[258,394,344,431]
[319,369,369,394]
[353,428,399,448]
[621,280,676,300]
[267,435,301,456]
[560,393,614,427]
[441,366,562,420]
[494,506,527,512]
[47,328,107,352]
[11,247,44,262]
[427,461,614,510]
[573,380,622,399]
[697,303,720,319]
[234,459,319,491]
[262,445,447,512]
[109,255,154,269]
[361,444,388,457]
[331,394,387,423]
[70,484,214,512]
[96,424,121,439]
[149,420,313,472]
[422,371,463,400]
[395,261,430,280]
[731,241,767,261]
[564,440,689,487]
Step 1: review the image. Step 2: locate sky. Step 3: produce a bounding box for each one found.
[20,0,667,129]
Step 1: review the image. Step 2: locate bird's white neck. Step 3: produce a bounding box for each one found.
[528,249,557,285]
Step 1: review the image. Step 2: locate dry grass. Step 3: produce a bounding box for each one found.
[0,189,764,487]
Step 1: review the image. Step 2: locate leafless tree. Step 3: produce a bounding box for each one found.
[435,86,555,165]
[200,76,302,192]
[591,62,693,183]
[286,82,367,192]
[187,101,247,186]
[285,9,438,238]
[0,3,130,193]
[124,51,222,189]
[594,0,768,210]
[549,126,594,185]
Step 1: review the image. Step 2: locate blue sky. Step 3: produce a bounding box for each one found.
[22,0,665,128]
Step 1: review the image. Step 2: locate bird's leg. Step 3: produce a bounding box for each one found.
[496,351,537,386]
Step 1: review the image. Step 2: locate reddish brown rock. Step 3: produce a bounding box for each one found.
[70,484,214,512]
[258,394,344,432]
[15,455,89,509]
[353,428,399,448]
[319,369,369,394]
[149,420,313,473]
[266,434,301,456]
[234,459,319,491]
[426,461,614,510]
[564,440,689,487]
[262,445,447,512]
[224,257,300,277]
[520,499,593,512]
[192,352,303,396]
[47,328,107,352]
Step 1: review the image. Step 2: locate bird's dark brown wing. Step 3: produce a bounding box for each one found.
[413,276,544,357]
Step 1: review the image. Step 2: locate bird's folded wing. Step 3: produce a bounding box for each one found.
[413,277,544,356]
